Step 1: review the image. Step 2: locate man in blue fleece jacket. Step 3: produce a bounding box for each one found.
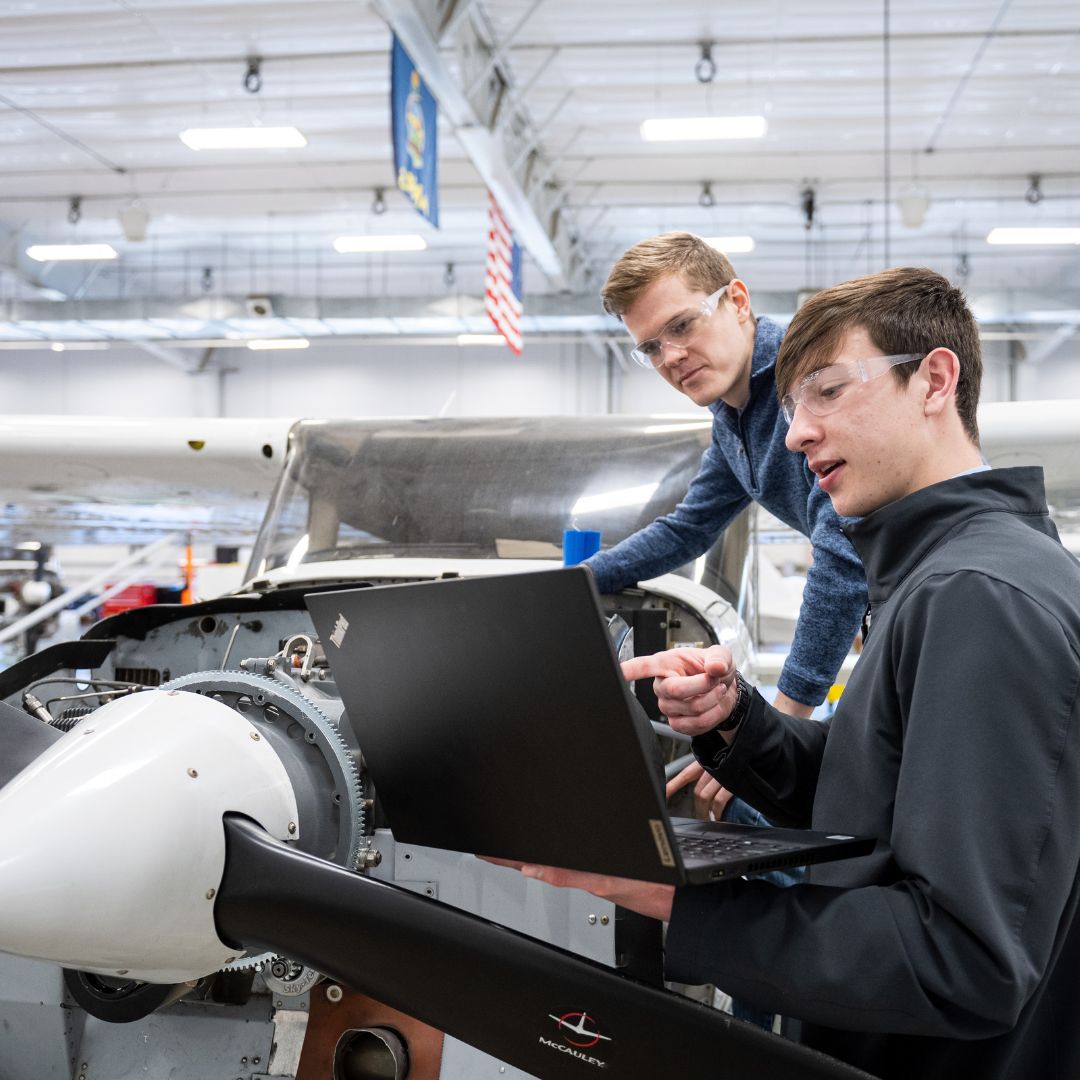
[585,233,866,727]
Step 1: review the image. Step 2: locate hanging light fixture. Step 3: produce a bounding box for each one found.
[119,201,150,242]
[897,186,930,229]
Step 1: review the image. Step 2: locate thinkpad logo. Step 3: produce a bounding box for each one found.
[538,1011,611,1069]
[329,613,349,648]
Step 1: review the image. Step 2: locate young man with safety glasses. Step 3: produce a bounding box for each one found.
[584,233,867,819]
[508,267,1080,1080]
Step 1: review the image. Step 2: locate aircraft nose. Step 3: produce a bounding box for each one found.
[0,689,298,983]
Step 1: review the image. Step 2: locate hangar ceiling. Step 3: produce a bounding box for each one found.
[0,0,1078,352]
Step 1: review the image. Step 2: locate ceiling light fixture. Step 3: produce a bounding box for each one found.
[246,338,311,351]
[1024,175,1044,205]
[67,196,82,226]
[119,201,150,242]
[698,182,715,208]
[333,234,427,253]
[986,227,1080,246]
[456,334,506,346]
[703,236,755,254]
[371,188,387,215]
[640,116,767,142]
[26,244,118,262]
[897,185,930,229]
[179,126,307,150]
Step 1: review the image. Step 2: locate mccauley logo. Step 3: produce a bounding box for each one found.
[538,1011,612,1069]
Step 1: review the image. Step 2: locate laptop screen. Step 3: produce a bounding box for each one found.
[307,568,685,882]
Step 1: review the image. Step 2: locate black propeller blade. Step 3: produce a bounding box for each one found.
[216,815,874,1080]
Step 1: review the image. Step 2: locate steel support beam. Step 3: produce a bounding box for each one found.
[376,0,569,285]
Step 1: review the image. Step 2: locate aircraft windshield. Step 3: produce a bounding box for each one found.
[246,417,720,580]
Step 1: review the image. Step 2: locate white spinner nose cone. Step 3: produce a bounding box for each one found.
[0,689,298,983]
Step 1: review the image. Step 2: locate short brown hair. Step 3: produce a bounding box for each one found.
[775,267,983,443]
[601,232,738,319]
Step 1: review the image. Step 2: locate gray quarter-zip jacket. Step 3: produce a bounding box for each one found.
[665,467,1080,1079]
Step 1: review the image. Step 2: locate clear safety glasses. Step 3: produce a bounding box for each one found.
[629,285,729,369]
[780,353,926,423]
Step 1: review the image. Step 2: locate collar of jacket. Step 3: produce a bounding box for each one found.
[709,315,784,426]
[844,466,1052,602]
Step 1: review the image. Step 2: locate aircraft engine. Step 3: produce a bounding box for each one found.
[0,644,372,1028]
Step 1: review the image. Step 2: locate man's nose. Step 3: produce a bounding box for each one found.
[658,340,689,367]
[784,405,817,452]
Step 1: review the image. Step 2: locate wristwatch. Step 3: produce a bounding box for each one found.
[715,672,752,731]
[691,672,753,770]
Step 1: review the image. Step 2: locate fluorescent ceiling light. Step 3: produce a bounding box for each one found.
[179,126,307,150]
[26,244,118,262]
[457,334,507,346]
[572,483,659,516]
[986,227,1080,246]
[641,116,767,142]
[703,236,756,254]
[246,338,310,351]
[334,234,427,253]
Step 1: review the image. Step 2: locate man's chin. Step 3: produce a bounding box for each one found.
[679,378,721,406]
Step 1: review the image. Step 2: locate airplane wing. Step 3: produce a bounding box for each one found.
[0,415,294,542]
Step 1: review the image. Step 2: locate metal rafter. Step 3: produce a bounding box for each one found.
[375,0,576,286]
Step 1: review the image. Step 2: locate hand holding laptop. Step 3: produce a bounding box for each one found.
[482,856,677,923]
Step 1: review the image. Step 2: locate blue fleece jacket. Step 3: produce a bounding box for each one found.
[585,316,867,706]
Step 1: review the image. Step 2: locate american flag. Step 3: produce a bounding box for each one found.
[484,192,523,355]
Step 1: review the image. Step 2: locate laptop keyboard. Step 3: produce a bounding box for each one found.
[677,834,796,859]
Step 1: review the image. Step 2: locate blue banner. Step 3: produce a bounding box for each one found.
[391,35,439,228]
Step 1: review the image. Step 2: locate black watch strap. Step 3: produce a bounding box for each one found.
[716,672,752,731]
[691,674,754,770]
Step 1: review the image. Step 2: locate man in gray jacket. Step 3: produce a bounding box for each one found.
[507,267,1080,1079]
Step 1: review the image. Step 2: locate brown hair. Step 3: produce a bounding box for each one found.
[601,232,738,319]
[775,267,983,443]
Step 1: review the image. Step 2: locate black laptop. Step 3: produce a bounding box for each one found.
[306,567,873,885]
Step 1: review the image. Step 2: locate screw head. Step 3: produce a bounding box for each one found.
[206,888,216,899]
[249,731,261,741]
[587,914,597,925]
[187,768,198,778]
[326,984,344,1003]
[287,822,297,834]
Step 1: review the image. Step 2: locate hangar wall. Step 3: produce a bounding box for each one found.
[0,336,1041,419]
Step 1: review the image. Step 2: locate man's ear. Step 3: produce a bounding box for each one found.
[727,278,752,321]
[921,347,961,417]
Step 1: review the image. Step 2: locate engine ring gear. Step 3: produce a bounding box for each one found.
[160,669,364,867]
[160,670,366,978]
